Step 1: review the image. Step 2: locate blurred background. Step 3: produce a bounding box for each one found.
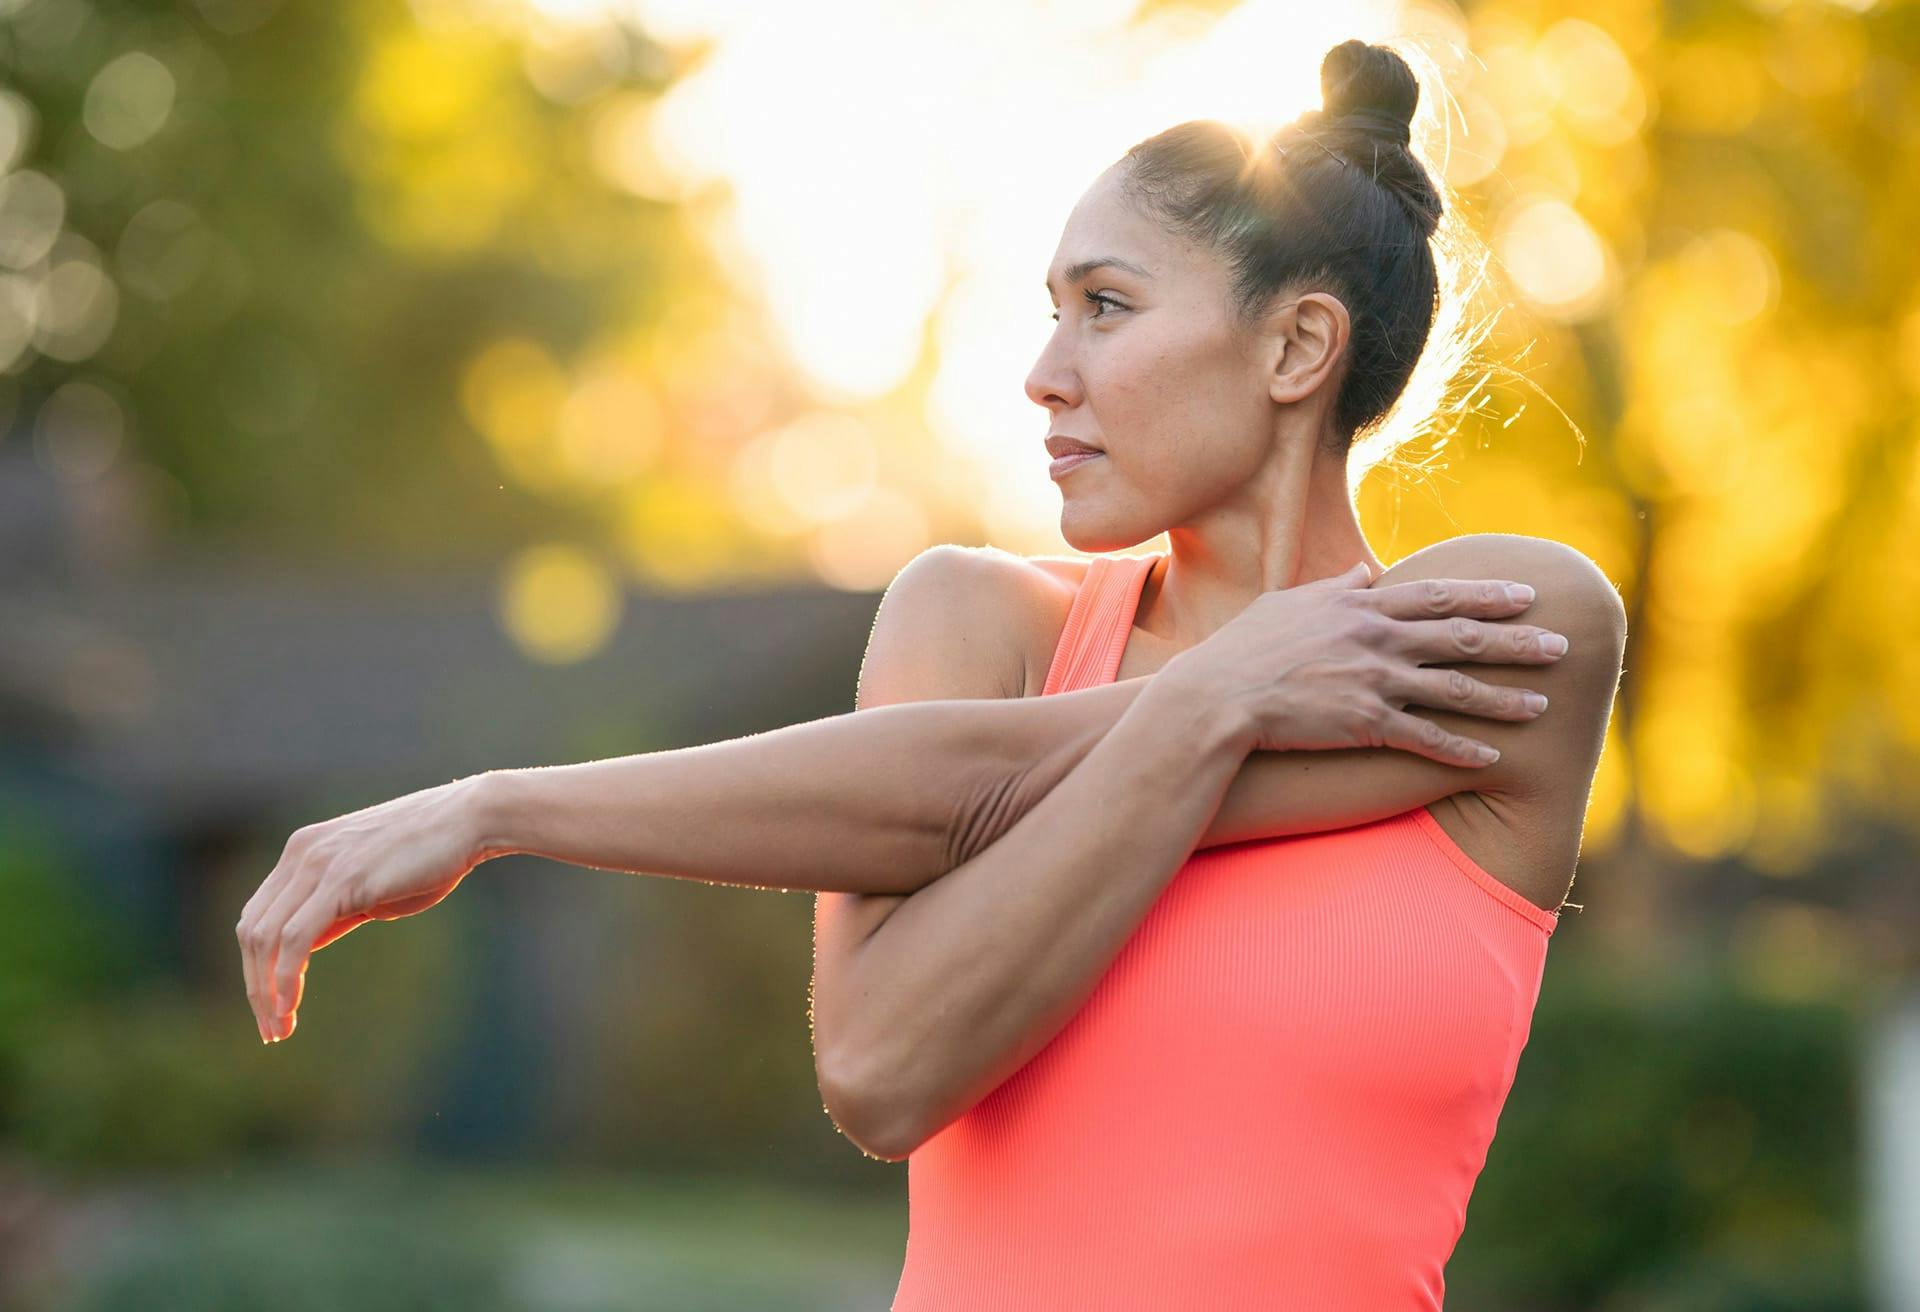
[1,0,1915,1307]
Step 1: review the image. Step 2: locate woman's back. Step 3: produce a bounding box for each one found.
[889,552,1559,1311]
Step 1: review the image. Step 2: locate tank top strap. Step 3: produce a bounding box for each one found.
[1040,553,1159,696]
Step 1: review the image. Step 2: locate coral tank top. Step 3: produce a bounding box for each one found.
[888,552,1559,1311]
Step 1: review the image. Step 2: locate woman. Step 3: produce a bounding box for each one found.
[238,38,1626,1308]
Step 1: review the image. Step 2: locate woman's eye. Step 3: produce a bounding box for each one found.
[1050,291,1125,322]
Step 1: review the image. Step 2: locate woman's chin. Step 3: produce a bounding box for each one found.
[1059,509,1156,556]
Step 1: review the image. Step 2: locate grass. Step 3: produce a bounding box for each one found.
[20,1156,908,1312]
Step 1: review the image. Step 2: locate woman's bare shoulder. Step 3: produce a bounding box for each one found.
[914,545,1087,591]
[915,547,1098,696]
[867,546,1078,700]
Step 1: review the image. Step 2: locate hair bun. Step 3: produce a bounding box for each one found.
[1335,106,1410,146]
[1319,39,1418,141]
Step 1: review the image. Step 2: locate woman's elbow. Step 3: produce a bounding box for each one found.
[818,1053,921,1162]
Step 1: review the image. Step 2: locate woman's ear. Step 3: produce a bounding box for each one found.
[1268,291,1350,406]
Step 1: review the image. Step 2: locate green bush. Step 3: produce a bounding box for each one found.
[1447,939,1868,1308]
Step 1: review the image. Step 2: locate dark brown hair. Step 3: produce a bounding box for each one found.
[1118,39,1449,452]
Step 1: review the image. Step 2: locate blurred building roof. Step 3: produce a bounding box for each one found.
[0,445,877,829]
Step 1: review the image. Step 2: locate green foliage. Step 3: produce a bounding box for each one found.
[30,1162,902,1312]
[1448,940,1868,1307]
[0,0,704,564]
[0,817,125,1019]
[0,807,469,1168]
[0,806,142,1140]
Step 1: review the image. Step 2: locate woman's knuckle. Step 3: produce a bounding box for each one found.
[1420,578,1450,612]
[1361,709,1389,747]
[1445,669,1475,704]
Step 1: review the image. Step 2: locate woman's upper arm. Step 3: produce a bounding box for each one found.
[811,545,1036,1067]
[1201,533,1629,847]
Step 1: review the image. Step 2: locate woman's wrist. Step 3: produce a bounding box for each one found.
[1147,654,1260,762]
[463,768,523,864]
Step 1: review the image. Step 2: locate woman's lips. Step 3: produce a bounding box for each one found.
[1049,451,1103,479]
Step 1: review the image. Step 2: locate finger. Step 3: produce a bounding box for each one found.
[239,837,309,1040]
[1361,577,1538,620]
[1391,615,1568,665]
[1394,666,1547,722]
[1375,707,1501,767]
[269,869,370,1039]
[243,875,298,1042]
[238,915,268,1043]
[270,905,321,1041]
[255,864,323,1034]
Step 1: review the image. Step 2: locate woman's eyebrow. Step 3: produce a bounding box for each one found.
[1045,256,1154,296]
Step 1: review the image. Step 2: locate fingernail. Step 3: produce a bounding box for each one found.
[1477,745,1500,763]
[1523,692,1548,712]
[1506,584,1535,604]
[1539,633,1568,655]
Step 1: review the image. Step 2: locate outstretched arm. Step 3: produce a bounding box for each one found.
[476,534,1606,896]
[472,684,1131,896]
[241,608,1172,1044]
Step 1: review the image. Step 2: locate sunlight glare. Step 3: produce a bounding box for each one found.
[623,0,1398,547]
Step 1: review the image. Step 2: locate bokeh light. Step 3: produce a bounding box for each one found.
[83,51,178,151]
[495,541,624,662]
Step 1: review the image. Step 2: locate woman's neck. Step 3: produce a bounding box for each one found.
[1134,450,1382,653]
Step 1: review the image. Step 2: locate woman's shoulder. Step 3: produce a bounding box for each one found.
[891,547,1101,697]
[898,544,1088,595]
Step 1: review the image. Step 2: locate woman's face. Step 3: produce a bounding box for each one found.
[1027,164,1283,553]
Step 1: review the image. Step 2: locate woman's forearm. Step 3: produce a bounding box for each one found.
[829,673,1249,1158]
[471,690,1128,895]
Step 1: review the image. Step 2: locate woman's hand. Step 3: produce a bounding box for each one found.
[1158,561,1568,765]
[236,774,492,1044]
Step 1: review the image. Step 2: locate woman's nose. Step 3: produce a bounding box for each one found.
[1025,346,1077,410]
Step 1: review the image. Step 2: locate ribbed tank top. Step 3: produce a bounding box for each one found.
[889,552,1559,1311]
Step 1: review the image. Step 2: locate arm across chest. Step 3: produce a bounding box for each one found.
[1121,535,1624,914]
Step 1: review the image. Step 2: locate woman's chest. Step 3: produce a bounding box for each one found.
[995,827,1534,1120]
[1085,623,1568,915]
